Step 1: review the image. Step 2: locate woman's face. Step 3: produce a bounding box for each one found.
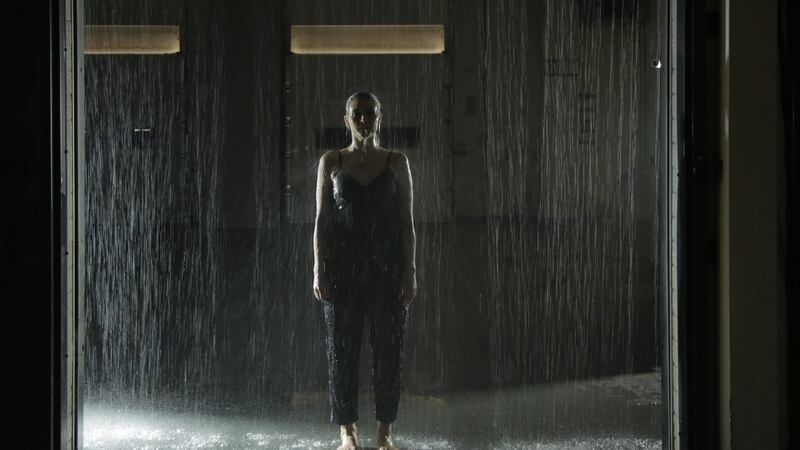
[345,98,381,141]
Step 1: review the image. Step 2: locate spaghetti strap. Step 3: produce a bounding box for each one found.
[337,149,342,168]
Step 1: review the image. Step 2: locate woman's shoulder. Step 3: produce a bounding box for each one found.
[319,149,340,165]
[385,149,409,168]
[317,150,342,177]
[385,150,411,185]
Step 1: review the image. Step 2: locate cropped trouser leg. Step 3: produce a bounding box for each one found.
[323,283,364,425]
[323,274,408,425]
[369,291,408,424]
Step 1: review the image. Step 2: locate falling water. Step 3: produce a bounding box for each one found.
[85,0,227,406]
[83,0,664,448]
[478,0,662,439]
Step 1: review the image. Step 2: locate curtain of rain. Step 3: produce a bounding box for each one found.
[81,0,666,448]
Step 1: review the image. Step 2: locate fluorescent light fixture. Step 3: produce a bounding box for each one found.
[85,25,180,55]
[291,25,445,54]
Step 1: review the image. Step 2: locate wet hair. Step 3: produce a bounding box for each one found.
[345,91,381,116]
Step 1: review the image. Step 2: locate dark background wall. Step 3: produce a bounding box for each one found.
[779,1,800,447]
[723,0,787,447]
[3,1,63,448]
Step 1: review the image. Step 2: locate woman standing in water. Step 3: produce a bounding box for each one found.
[313,92,417,450]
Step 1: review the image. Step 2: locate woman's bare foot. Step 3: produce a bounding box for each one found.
[337,423,357,450]
[376,421,398,450]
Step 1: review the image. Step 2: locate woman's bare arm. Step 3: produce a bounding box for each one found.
[314,151,334,278]
[393,152,416,277]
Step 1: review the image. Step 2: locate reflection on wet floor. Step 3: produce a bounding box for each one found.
[84,372,662,449]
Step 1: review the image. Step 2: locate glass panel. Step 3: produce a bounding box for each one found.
[82,0,666,448]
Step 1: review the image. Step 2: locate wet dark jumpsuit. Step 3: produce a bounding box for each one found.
[322,149,409,425]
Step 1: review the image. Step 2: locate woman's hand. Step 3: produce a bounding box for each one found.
[398,268,417,306]
[314,270,330,303]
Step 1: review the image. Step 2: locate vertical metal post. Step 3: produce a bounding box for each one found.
[663,0,682,448]
[61,0,85,447]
